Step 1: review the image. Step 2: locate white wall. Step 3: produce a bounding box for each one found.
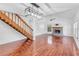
[34,17,73,36]
[34,17,48,36]
[0,3,26,14]
[48,17,73,36]
[20,16,33,27]
[0,20,26,45]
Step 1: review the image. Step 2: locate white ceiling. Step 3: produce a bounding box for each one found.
[0,3,79,19]
[33,3,79,20]
[36,3,79,15]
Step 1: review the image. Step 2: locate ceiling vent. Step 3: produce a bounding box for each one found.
[31,3,40,8]
[50,18,56,21]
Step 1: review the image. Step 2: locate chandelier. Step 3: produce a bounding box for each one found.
[24,6,43,18]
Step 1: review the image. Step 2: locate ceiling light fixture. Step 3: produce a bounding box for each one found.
[23,6,43,18]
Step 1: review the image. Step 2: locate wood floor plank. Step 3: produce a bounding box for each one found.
[0,34,78,56]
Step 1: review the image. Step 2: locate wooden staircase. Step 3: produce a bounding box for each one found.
[0,10,33,40]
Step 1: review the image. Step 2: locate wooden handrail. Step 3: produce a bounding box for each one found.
[0,10,33,31]
[15,14,33,31]
[0,10,33,40]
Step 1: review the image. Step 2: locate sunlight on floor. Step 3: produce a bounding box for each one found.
[47,36,53,44]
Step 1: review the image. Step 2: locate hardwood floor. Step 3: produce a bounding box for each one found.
[0,39,26,56]
[0,34,78,56]
[9,39,33,56]
[34,34,78,56]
